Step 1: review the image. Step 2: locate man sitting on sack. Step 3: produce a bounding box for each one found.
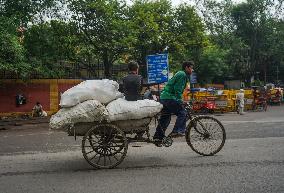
[122,61,143,101]
[122,61,144,139]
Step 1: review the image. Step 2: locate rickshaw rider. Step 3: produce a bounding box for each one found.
[154,61,194,142]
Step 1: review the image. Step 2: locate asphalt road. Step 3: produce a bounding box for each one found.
[0,105,283,193]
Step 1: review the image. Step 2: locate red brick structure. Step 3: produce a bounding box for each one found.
[0,79,81,116]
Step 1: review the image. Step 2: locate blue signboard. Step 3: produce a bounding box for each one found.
[147,53,169,84]
[190,72,197,84]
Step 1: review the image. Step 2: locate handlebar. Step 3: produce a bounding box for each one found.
[183,101,193,111]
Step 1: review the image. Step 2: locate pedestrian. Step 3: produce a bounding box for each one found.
[122,61,143,101]
[236,89,245,115]
[153,61,194,142]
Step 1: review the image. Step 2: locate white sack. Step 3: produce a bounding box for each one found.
[106,98,163,122]
[50,100,107,130]
[60,79,123,107]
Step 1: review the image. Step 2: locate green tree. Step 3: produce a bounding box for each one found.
[171,3,207,66]
[69,0,129,78]
[265,19,284,84]
[0,17,31,79]
[0,0,65,79]
[231,0,284,83]
[23,20,82,78]
[127,0,173,73]
[195,0,235,47]
[196,0,284,84]
[0,0,61,25]
[128,1,207,75]
[197,45,229,84]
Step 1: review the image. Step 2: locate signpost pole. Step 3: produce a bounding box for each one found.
[158,83,160,100]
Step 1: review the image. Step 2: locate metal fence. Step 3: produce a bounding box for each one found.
[0,62,128,80]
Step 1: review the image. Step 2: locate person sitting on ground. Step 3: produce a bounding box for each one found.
[153,61,194,142]
[32,102,47,117]
[122,61,143,101]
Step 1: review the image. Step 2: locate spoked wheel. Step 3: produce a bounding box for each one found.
[82,124,128,169]
[186,116,226,156]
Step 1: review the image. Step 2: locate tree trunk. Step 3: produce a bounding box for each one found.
[103,50,111,78]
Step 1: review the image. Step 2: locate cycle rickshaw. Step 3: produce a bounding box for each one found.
[252,86,268,111]
[67,102,226,169]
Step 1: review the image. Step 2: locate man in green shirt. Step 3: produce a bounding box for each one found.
[154,61,194,141]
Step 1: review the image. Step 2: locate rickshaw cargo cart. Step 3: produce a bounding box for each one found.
[65,102,226,169]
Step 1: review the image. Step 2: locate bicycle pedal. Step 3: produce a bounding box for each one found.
[162,136,173,147]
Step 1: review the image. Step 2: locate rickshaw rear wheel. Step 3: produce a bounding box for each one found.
[82,124,128,169]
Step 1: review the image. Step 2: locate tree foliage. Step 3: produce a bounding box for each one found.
[0,0,283,84]
[127,0,174,75]
[0,16,31,79]
[69,0,130,77]
[197,45,229,84]
[24,20,81,78]
[196,0,284,84]
[171,4,207,63]
[0,0,59,26]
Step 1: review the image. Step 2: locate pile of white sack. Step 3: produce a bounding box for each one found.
[49,79,163,131]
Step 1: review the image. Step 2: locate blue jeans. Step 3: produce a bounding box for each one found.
[154,99,187,139]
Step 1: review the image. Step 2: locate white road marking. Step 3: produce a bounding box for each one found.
[221,120,284,123]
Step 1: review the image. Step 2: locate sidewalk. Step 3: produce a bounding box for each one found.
[0,117,50,130]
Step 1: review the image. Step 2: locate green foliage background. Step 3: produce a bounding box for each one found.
[0,0,283,85]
